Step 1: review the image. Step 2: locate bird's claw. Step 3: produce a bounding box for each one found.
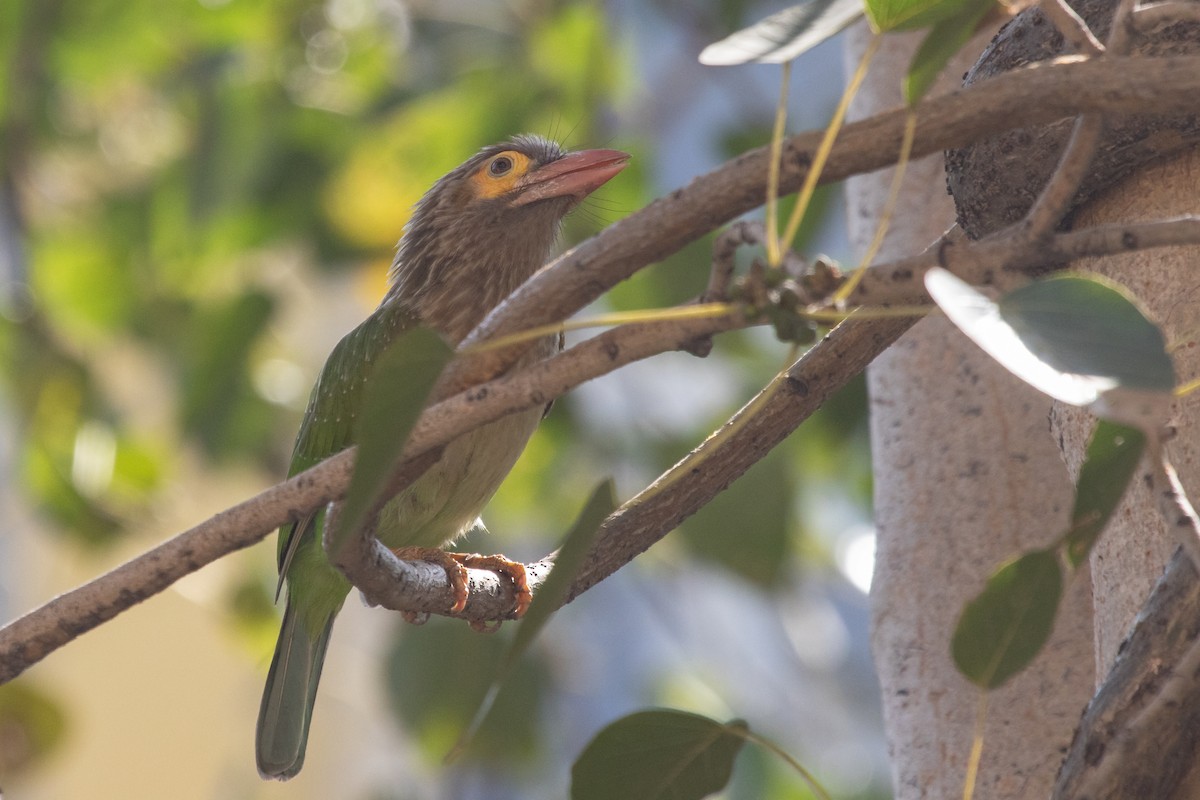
[401,609,431,626]
[451,552,532,619]
[390,547,532,622]
[391,546,472,616]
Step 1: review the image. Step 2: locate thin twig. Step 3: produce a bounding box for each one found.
[706,220,765,303]
[846,216,1200,306]
[1146,434,1200,571]
[1020,113,1106,239]
[1017,0,1148,240]
[1104,0,1142,54]
[1039,0,1106,54]
[1132,1,1200,29]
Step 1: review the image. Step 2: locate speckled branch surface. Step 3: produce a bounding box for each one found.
[1,55,1200,684]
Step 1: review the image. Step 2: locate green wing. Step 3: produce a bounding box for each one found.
[276,299,419,577]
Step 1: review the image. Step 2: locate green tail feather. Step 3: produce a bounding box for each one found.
[256,602,335,780]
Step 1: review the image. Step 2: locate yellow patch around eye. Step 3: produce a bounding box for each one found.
[469,151,532,199]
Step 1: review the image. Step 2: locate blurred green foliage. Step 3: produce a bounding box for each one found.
[0,680,67,782]
[0,0,634,545]
[385,618,549,764]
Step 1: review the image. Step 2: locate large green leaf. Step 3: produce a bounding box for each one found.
[179,290,275,456]
[451,481,617,759]
[952,549,1063,688]
[384,619,549,764]
[330,327,452,552]
[0,680,67,777]
[681,445,793,587]
[1000,275,1175,391]
[1063,421,1145,567]
[699,0,864,65]
[571,710,748,800]
[926,269,1175,425]
[506,480,616,665]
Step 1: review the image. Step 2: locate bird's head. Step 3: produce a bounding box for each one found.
[387,135,630,341]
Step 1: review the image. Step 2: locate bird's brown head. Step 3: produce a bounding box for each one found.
[386,135,629,341]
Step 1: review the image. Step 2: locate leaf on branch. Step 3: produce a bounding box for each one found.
[383,619,548,762]
[0,680,67,775]
[925,269,1175,428]
[865,0,983,32]
[699,0,864,65]
[682,446,793,587]
[952,549,1063,688]
[904,0,996,104]
[329,327,453,554]
[506,480,616,662]
[1063,420,1145,567]
[450,480,617,760]
[571,709,748,800]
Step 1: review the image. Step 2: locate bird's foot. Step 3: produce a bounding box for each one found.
[453,552,533,624]
[390,548,532,626]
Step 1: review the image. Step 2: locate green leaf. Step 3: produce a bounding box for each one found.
[1000,275,1175,390]
[0,680,68,776]
[925,269,1175,424]
[865,0,976,32]
[904,0,995,104]
[699,0,864,65]
[330,327,453,552]
[952,549,1063,688]
[571,710,748,800]
[507,480,616,664]
[179,290,275,456]
[384,620,550,764]
[1063,421,1145,567]
[450,480,617,760]
[682,446,792,587]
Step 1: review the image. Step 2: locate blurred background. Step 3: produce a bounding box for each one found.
[0,0,888,797]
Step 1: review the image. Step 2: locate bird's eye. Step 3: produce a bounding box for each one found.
[489,156,514,177]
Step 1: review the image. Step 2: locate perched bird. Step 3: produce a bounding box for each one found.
[256,135,629,779]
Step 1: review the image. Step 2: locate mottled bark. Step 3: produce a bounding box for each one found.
[848,24,1095,799]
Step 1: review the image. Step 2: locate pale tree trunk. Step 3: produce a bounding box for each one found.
[844,24,1097,799]
[1049,146,1200,794]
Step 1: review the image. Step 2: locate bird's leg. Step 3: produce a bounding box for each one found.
[390,547,532,625]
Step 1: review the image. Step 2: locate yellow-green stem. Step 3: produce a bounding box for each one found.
[463,303,736,353]
[835,109,918,305]
[738,728,834,800]
[781,34,882,251]
[766,62,793,267]
[962,691,989,800]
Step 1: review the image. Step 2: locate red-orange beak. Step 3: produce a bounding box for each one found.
[510,148,630,207]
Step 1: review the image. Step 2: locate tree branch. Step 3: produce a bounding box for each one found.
[447,55,1200,389]
[1,55,1199,682]
[849,216,1200,306]
[0,312,742,681]
[1133,1,1200,29]
[1053,548,1200,798]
